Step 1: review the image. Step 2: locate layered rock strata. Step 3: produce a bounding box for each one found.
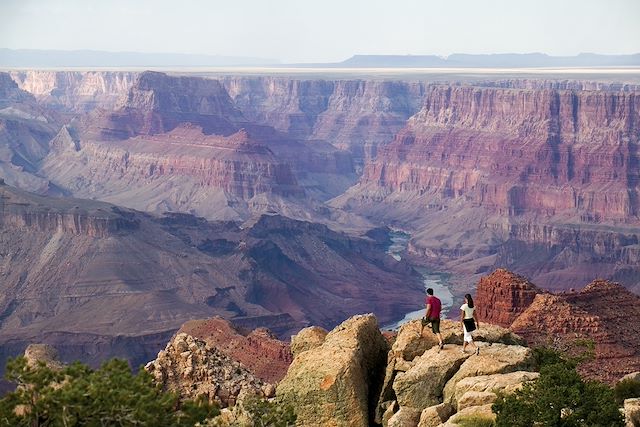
[474,269,640,383]
[474,268,542,327]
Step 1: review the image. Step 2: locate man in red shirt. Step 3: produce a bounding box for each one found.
[424,288,444,350]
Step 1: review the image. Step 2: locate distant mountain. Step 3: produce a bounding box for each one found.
[0,48,278,68]
[334,53,640,68]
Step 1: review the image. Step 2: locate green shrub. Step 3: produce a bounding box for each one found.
[493,352,623,427]
[0,356,219,426]
[455,414,496,427]
[242,396,296,427]
[614,378,640,404]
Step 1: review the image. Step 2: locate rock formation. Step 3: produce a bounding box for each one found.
[276,314,539,427]
[145,333,271,407]
[277,314,389,426]
[178,316,292,384]
[511,279,640,383]
[475,269,640,383]
[475,268,541,327]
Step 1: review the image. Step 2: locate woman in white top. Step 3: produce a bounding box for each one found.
[460,293,480,354]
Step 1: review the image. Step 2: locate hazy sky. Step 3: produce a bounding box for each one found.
[1,0,639,63]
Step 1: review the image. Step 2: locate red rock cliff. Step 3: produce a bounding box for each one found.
[474,268,541,327]
[363,84,640,221]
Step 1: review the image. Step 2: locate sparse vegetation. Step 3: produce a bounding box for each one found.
[614,377,640,405]
[0,356,219,427]
[241,396,296,427]
[455,414,496,427]
[493,348,623,427]
[201,395,296,427]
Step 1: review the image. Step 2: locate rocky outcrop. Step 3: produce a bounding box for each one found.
[441,344,535,405]
[452,371,539,410]
[23,344,64,370]
[510,279,640,383]
[417,403,455,427]
[290,326,328,357]
[178,316,292,384]
[277,314,539,427]
[276,314,389,426]
[475,268,541,327]
[145,333,271,407]
[474,269,640,383]
[389,318,523,362]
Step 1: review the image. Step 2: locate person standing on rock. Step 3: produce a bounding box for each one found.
[460,294,480,355]
[424,288,444,350]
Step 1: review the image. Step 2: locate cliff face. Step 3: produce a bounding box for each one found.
[362,85,640,220]
[9,70,136,112]
[474,268,541,327]
[38,72,359,218]
[0,72,60,193]
[475,269,640,383]
[221,77,426,167]
[0,183,139,237]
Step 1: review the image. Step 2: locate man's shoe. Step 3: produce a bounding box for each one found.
[475,347,480,355]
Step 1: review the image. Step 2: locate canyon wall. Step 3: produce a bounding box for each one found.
[9,70,136,112]
[361,84,640,220]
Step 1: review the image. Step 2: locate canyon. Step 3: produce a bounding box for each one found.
[1,68,639,378]
[0,182,423,375]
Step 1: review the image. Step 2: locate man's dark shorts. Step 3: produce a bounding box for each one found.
[430,318,440,334]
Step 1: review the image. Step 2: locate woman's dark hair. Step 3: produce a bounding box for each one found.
[465,293,474,308]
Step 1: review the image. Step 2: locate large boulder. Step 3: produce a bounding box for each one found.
[442,344,535,405]
[452,370,539,409]
[391,319,524,362]
[417,403,455,427]
[456,391,497,411]
[290,326,327,357]
[276,314,389,426]
[626,398,640,427]
[387,407,421,427]
[393,346,471,411]
[620,372,640,383]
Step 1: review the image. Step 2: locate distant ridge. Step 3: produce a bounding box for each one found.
[333,53,640,68]
[0,48,279,68]
[2,49,640,69]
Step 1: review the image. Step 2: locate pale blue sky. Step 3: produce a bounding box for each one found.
[1,0,639,63]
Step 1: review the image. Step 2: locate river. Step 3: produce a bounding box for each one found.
[382,230,454,330]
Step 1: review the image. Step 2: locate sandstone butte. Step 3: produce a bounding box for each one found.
[475,268,640,383]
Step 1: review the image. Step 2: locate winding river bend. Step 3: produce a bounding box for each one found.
[383,231,454,330]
